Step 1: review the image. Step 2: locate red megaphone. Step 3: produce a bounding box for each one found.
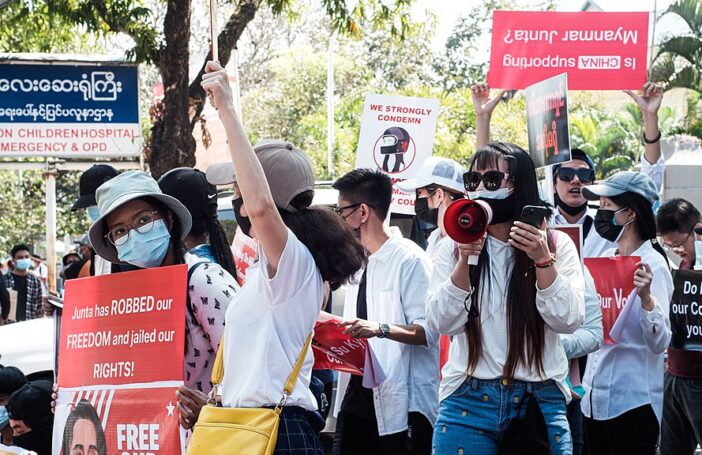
[444,198,493,246]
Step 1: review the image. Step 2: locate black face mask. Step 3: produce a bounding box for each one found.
[594,208,627,242]
[554,192,588,217]
[232,198,252,237]
[415,197,438,226]
[474,194,515,225]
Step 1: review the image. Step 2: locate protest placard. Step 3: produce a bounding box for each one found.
[584,256,640,344]
[231,226,258,286]
[526,73,571,169]
[313,312,368,375]
[355,94,440,215]
[671,269,702,351]
[488,11,649,90]
[552,224,583,262]
[53,265,187,455]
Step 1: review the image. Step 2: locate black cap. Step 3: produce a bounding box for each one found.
[158,168,218,220]
[6,381,53,425]
[72,165,119,211]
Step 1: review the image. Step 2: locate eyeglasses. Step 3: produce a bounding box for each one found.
[105,210,163,247]
[662,231,694,252]
[333,203,362,220]
[463,170,510,192]
[556,167,595,184]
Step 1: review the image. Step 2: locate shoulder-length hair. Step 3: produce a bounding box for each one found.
[61,399,107,455]
[466,142,553,379]
[280,191,366,290]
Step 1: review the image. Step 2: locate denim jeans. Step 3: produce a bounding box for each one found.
[432,377,571,455]
[660,372,702,455]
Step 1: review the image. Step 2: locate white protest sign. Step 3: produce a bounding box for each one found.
[355,94,440,215]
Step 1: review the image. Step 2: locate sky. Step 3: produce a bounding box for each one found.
[413,0,681,52]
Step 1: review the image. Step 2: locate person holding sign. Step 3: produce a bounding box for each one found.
[200,61,365,454]
[427,142,584,455]
[656,198,702,455]
[87,170,238,427]
[473,82,666,258]
[580,171,672,455]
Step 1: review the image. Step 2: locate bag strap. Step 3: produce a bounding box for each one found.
[209,331,313,407]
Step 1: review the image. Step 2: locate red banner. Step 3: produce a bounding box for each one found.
[53,386,183,455]
[584,256,640,344]
[313,313,367,375]
[58,265,187,387]
[231,227,258,286]
[552,225,583,262]
[488,11,649,90]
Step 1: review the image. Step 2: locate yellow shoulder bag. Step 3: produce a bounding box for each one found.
[186,332,313,455]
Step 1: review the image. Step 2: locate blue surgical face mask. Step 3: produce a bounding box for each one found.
[14,258,32,270]
[695,240,702,270]
[116,219,171,268]
[0,406,8,430]
[87,206,101,222]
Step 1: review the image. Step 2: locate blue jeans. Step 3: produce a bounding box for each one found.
[432,378,571,455]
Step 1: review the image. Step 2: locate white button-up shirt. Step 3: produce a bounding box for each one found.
[334,232,439,436]
[427,231,585,402]
[581,241,673,422]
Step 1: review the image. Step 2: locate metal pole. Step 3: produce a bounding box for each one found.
[44,164,57,294]
[650,0,658,69]
[326,34,335,178]
[232,47,243,122]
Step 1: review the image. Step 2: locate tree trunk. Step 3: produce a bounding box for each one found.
[148,0,195,179]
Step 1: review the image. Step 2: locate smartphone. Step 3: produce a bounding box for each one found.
[519,205,550,229]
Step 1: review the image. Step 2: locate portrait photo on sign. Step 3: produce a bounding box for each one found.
[374,126,416,174]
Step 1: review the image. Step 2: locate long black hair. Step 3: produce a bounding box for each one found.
[61,399,107,455]
[610,192,668,264]
[279,190,366,290]
[189,216,237,278]
[466,142,553,379]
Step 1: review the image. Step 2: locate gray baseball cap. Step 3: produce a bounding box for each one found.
[581,171,659,205]
[88,170,192,264]
[206,139,314,212]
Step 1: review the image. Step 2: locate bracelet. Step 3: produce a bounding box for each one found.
[642,131,661,144]
[534,254,557,268]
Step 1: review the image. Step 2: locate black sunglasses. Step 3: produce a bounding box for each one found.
[695,226,702,236]
[463,170,509,192]
[556,167,595,184]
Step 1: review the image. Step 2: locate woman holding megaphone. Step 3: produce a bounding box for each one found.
[427,142,585,455]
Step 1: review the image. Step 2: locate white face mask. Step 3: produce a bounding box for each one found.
[467,187,514,201]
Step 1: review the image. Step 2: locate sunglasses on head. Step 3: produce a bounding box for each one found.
[463,170,509,192]
[556,167,595,184]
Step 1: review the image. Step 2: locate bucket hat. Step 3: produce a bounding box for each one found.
[88,170,192,264]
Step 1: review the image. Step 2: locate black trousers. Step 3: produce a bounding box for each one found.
[660,373,702,455]
[334,411,432,455]
[584,404,659,455]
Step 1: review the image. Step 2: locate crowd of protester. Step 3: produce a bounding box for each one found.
[0,60,701,455]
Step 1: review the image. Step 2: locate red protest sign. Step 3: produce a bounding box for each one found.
[53,385,184,455]
[552,224,583,262]
[58,265,187,388]
[584,256,640,344]
[313,313,367,375]
[488,11,649,90]
[231,227,258,286]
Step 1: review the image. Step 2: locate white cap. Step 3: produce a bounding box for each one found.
[395,156,466,194]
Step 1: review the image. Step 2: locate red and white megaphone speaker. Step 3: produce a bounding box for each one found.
[443,199,493,265]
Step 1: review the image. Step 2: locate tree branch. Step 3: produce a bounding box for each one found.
[91,0,161,63]
[188,0,262,128]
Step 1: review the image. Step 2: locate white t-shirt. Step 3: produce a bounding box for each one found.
[220,228,323,411]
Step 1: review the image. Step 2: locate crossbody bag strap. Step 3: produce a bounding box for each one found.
[208,331,313,406]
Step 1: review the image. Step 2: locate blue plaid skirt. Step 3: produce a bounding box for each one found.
[274,406,325,454]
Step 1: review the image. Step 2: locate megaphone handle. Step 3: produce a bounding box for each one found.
[467,255,479,266]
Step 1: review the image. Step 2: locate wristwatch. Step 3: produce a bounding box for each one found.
[378,323,391,339]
